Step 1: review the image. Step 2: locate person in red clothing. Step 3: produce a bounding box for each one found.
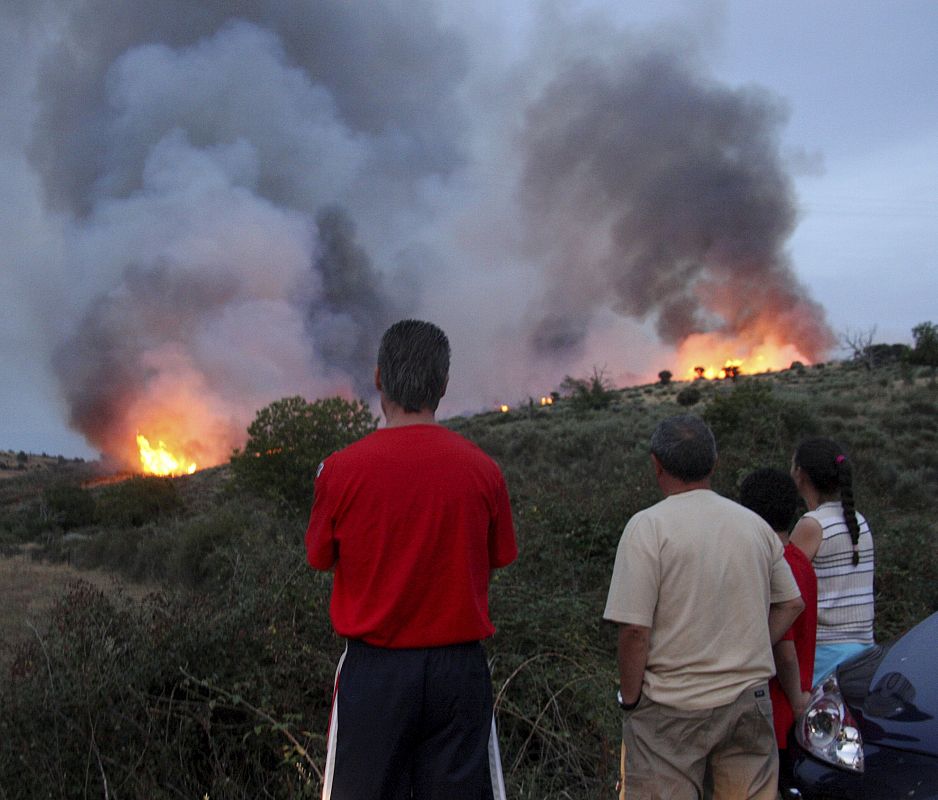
[740,467,818,793]
[306,319,517,800]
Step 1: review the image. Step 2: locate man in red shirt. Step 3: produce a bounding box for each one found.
[306,319,517,800]
[740,467,818,792]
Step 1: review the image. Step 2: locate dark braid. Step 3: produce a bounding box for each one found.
[794,437,861,566]
[837,456,862,566]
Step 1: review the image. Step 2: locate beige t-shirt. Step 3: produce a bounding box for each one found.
[604,489,800,710]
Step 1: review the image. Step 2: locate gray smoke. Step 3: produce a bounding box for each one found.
[52,262,245,464]
[518,48,835,359]
[307,206,400,395]
[30,0,467,216]
[8,2,836,464]
[31,1,461,465]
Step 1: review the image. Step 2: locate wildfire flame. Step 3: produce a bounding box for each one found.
[676,332,810,381]
[499,404,510,413]
[136,434,197,476]
[539,396,554,406]
[692,359,743,381]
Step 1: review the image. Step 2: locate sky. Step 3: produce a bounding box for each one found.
[0,0,935,462]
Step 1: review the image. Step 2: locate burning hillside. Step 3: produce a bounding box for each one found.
[677,332,811,381]
[519,48,835,376]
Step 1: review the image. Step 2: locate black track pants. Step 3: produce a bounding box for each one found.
[321,639,506,800]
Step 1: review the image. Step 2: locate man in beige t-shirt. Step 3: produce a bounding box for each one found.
[604,414,803,799]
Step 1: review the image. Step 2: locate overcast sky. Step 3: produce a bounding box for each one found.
[1,0,935,460]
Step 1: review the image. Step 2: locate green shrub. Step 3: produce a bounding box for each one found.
[0,546,339,799]
[702,382,817,492]
[95,476,181,527]
[63,500,294,589]
[870,514,938,639]
[560,368,617,412]
[909,321,938,368]
[40,483,96,532]
[907,400,938,416]
[164,507,282,590]
[705,382,815,444]
[230,395,377,511]
[818,400,857,419]
[70,525,165,582]
[892,469,931,507]
[676,386,701,406]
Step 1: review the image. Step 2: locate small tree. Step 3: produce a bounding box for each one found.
[560,367,616,411]
[841,325,878,370]
[910,321,938,370]
[702,382,818,488]
[676,386,701,407]
[658,370,673,386]
[230,395,378,510]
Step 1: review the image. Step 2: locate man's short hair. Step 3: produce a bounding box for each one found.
[377,320,450,412]
[650,414,717,482]
[739,468,799,533]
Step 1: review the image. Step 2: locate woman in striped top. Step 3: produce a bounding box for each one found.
[790,437,875,685]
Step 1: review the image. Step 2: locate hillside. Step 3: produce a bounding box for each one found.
[0,449,89,480]
[0,357,936,799]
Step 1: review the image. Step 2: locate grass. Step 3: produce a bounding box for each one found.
[0,546,155,665]
[0,357,936,798]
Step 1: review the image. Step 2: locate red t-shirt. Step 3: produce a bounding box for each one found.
[305,424,517,648]
[770,543,818,748]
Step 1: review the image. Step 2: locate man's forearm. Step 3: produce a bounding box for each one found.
[768,596,805,645]
[617,624,651,705]
[774,640,802,704]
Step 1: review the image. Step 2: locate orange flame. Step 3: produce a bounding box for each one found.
[499,404,510,413]
[677,332,809,381]
[539,396,554,406]
[136,434,197,476]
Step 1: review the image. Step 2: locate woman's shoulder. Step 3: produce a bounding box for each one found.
[790,514,824,561]
[805,501,846,524]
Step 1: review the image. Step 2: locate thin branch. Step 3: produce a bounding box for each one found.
[26,620,63,786]
[88,715,113,800]
[507,675,592,776]
[493,651,593,713]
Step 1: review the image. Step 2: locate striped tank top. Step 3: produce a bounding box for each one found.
[803,501,874,645]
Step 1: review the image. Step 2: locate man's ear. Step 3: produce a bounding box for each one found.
[440,376,448,399]
[374,366,382,392]
[650,453,664,478]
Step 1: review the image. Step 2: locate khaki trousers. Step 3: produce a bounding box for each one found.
[619,683,778,800]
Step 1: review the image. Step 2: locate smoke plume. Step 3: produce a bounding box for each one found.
[32,2,457,466]
[518,48,835,360]
[6,2,835,465]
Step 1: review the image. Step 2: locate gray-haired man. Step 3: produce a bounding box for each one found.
[604,414,803,798]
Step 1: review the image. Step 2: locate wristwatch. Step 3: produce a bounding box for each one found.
[617,688,640,711]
